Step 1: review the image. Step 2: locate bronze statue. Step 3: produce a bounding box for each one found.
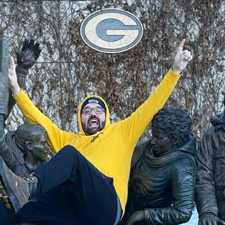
[0,38,53,225]
[119,108,196,225]
[0,120,51,175]
[7,39,41,120]
[195,92,225,225]
[0,38,50,176]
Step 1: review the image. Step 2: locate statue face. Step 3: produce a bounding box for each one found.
[151,129,174,156]
[31,133,49,161]
[81,102,106,135]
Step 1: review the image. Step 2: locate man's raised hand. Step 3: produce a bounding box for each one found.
[172,39,192,74]
[8,57,21,95]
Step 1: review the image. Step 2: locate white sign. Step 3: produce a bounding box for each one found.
[80,8,143,53]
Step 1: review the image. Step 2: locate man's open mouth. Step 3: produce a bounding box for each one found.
[88,118,99,128]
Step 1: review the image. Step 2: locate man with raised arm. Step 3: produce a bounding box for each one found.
[0,40,192,225]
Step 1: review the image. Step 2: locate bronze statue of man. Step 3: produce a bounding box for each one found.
[119,108,196,225]
[195,93,225,225]
[0,120,52,176]
[0,38,53,225]
[0,38,49,176]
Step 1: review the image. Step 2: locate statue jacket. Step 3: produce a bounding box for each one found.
[0,119,40,225]
[120,135,196,225]
[13,70,180,214]
[195,113,225,220]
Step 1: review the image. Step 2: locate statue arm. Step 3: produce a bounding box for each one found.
[0,115,16,170]
[5,40,41,120]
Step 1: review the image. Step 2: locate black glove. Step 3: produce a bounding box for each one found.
[4,40,42,120]
[199,213,224,225]
[15,39,41,78]
[15,39,41,69]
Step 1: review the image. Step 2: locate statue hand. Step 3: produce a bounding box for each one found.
[15,39,41,70]
[125,210,144,225]
[199,213,220,225]
[172,39,192,74]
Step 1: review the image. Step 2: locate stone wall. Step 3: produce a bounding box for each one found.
[1,0,225,141]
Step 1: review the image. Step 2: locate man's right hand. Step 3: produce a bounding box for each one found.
[199,213,224,225]
[8,57,21,95]
[172,39,192,74]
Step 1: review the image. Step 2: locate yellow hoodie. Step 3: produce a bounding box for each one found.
[13,69,180,214]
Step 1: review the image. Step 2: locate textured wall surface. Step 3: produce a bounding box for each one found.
[1,0,225,141]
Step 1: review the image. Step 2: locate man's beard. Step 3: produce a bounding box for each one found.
[82,119,105,135]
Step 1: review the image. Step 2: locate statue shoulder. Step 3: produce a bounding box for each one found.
[131,140,151,168]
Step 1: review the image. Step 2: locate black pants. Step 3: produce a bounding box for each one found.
[15,145,122,225]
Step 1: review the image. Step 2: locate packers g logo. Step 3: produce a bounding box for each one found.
[80,8,143,53]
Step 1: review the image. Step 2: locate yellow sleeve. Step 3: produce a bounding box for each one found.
[13,90,71,152]
[121,69,181,145]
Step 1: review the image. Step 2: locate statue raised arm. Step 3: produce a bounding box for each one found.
[6,39,41,120]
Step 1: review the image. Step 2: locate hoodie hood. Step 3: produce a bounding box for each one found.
[211,113,225,127]
[174,134,196,156]
[78,95,111,135]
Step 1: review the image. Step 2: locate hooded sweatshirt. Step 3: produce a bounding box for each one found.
[13,69,180,214]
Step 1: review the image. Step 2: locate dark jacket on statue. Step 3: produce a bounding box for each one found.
[195,114,225,220]
[120,135,196,225]
[0,116,39,225]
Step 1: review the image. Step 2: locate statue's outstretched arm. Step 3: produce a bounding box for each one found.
[0,37,9,117]
[6,39,41,120]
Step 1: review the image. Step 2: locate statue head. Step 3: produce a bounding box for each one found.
[14,124,49,162]
[151,108,192,156]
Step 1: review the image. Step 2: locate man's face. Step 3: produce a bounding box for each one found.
[81,103,106,135]
[31,133,49,161]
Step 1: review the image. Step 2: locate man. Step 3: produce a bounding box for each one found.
[195,92,225,225]
[0,39,192,225]
[119,108,196,225]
